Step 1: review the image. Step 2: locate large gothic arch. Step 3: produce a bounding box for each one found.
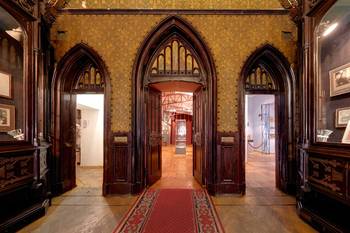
[239,44,297,194]
[132,16,217,194]
[51,43,111,195]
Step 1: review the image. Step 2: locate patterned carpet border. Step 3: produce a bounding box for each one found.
[113,189,224,233]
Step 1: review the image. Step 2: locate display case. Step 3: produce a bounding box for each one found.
[298,0,350,232]
[314,0,350,144]
[0,0,51,231]
[0,5,26,142]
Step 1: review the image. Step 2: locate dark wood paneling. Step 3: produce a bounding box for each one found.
[106,132,132,194]
[113,146,128,182]
[216,132,242,194]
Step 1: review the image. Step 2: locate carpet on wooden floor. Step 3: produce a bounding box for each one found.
[114,189,224,233]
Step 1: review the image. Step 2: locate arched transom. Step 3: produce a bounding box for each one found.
[245,64,277,91]
[74,64,105,92]
[148,36,202,82]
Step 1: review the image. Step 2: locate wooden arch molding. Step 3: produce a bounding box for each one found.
[239,44,297,194]
[51,43,111,195]
[132,16,217,194]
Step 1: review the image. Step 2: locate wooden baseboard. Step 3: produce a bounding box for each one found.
[0,199,49,232]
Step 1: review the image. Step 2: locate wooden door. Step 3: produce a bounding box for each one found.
[193,87,204,185]
[146,87,162,185]
[60,93,77,192]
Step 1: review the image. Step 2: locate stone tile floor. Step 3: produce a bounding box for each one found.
[19,147,316,233]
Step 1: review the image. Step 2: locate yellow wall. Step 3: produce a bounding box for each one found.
[66,0,283,9]
[51,14,297,132]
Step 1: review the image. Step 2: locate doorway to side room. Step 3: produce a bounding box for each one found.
[75,94,104,191]
[245,94,276,188]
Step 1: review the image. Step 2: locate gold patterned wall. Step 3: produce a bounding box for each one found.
[51,14,297,132]
[66,0,282,9]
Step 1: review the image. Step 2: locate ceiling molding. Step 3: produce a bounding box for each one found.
[57,8,289,16]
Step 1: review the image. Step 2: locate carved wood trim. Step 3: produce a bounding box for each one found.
[0,155,34,192]
[11,0,34,14]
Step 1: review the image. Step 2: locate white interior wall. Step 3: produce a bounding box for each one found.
[77,94,104,167]
[245,95,275,160]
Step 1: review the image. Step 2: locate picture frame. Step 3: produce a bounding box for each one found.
[329,62,350,97]
[342,121,350,144]
[0,104,15,132]
[335,107,350,128]
[0,71,12,99]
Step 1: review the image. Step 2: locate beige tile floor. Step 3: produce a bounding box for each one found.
[19,147,317,233]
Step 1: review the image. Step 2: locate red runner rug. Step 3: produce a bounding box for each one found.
[114,189,224,233]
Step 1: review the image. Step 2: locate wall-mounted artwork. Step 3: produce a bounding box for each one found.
[336,107,350,128]
[0,104,15,132]
[330,63,350,97]
[0,71,12,99]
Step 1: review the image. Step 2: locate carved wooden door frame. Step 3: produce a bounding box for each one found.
[239,44,297,194]
[51,43,111,196]
[132,16,217,194]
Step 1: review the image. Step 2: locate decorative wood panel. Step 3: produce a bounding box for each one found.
[216,132,242,194]
[113,145,128,182]
[0,155,34,192]
[112,132,130,182]
[308,156,347,198]
[108,132,132,194]
[12,0,35,14]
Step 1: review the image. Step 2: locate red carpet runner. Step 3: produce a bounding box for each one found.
[114,189,224,233]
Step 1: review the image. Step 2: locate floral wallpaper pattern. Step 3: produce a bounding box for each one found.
[66,0,282,9]
[51,13,296,132]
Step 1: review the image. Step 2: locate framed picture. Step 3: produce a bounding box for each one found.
[342,121,350,144]
[329,62,350,97]
[0,104,15,132]
[335,107,350,128]
[0,71,12,99]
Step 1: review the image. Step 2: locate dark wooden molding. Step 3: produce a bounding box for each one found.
[239,44,297,195]
[58,8,289,16]
[132,16,217,194]
[51,43,112,196]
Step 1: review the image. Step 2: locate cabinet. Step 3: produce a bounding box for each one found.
[298,0,350,232]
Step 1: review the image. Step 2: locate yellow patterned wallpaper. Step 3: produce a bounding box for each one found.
[66,0,283,9]
[51,14,296,132]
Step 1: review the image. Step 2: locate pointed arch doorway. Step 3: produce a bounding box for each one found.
[132,16,217,193]
[240,44,296,194]
[52,43,111,195]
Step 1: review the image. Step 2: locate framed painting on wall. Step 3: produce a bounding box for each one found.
[0,71,12,99]
[330,63,350,97]
[335,107,350,128]
[0,104,15,132]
